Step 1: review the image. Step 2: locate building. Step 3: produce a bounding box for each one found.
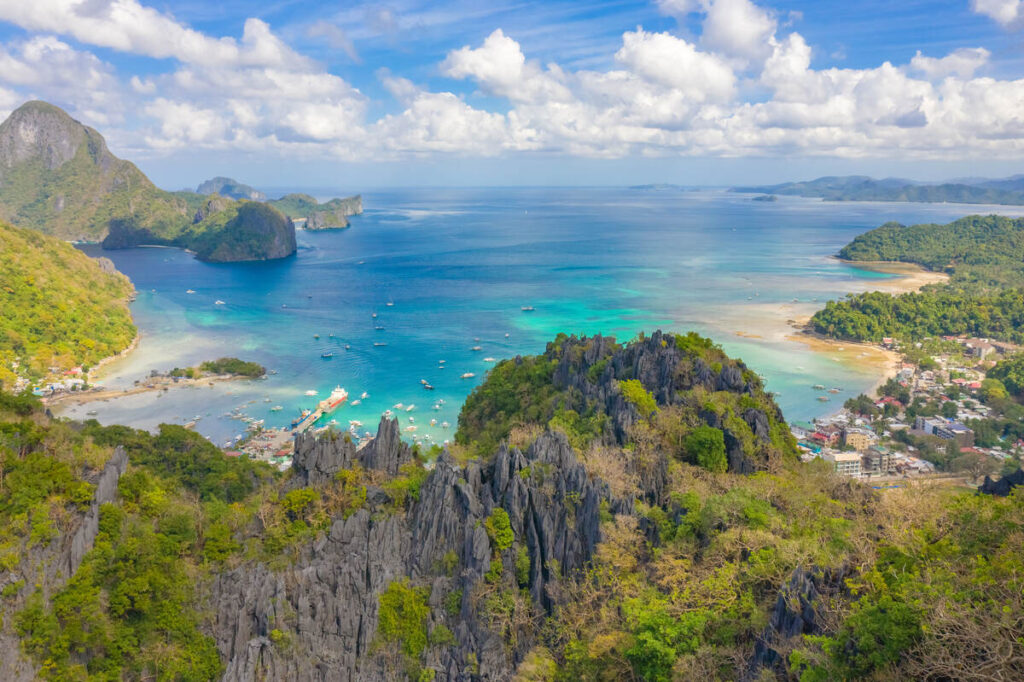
[934,422,974,448]
[843,426,877,451]
[823,451,862,477]
[914,416,947,435]
[964,338,995,359]
[863,446,895,475]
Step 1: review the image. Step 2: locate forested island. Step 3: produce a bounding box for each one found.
[734,175,1024,205]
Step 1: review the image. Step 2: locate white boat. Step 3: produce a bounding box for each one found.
[483,357,496,362]
[215,300,225,305]
[386,301,394,307]
[384,409,393,418]
[186,289,196,294]
[505,333,510,338]
[471,346,482,351]
[360,391,369,399]
[438,360,446,364]
[441,421,450,429]
[461,372,475,379]
[394,402,404,409]
[305,390,318,396]
[521,306,535,312]
[349,420,363,428]
[270,406,283,412]
[350,399,361,406]
[404,425,417,432]
[408,417,415,423]
[405,404,415,411]
[430,419,437,426]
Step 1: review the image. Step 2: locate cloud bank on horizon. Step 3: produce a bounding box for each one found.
[1,0,1024,165]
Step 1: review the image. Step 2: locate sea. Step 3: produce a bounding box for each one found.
[64,188,1024,447]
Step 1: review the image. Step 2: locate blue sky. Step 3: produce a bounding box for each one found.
[1,0,1024,188]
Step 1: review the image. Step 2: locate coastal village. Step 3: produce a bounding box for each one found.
[796,334,1023,486]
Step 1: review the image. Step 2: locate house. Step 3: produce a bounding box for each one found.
[914,416,948,435]
[934,422,974,448]
[864,446,895,475]
[964,338,995,358]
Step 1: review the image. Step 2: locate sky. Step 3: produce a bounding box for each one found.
[2,0,1024,188]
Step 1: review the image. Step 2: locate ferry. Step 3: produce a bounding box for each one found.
[319,386,349,413]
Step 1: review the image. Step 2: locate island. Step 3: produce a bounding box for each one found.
[734,174,1024,205]
[269,193,363,230]
[0,101,297,262]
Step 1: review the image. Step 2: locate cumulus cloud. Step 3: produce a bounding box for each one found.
[2,0,1024,162]
[972,0,1024,25]
[910,48,990,80]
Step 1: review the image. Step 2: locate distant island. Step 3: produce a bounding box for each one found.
[195,177,266,201]
[268,193,362,230]
[733,174,1024,205]
[170,357,266,379]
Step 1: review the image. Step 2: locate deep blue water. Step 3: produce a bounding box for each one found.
[66,188,1024,446]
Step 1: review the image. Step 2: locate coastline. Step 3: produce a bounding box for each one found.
[44,372,254,409]
[88,331,142,380]
[786,260,945,403]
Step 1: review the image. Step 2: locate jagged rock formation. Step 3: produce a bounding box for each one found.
[0,100,296,261]
[211,418,630,681]
[0,447,128,681]
[980,467,1024,496]
[197,177,266,201]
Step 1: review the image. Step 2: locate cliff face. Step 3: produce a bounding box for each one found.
[210,418,629,681]
[190,202,297,262]
[0,100,296,261]
[0,448,128,681]
[270,193,362,229]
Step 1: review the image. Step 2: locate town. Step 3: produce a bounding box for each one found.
[795,335,1024,485]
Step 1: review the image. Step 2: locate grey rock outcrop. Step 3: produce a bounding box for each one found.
[0,447,128,682]
[211,420,629,681]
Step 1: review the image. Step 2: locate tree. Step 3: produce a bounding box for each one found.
[683,426,727,473]
[953,451,999,483]
[941,401,958,419]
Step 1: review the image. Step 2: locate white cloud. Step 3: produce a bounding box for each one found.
[910,48,990,80]
[700,0,777,68]
[614,29,735,102]
[972,0,1024,26]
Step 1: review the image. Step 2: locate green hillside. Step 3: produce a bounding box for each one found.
[0,101,295,262]
[0,221,135,386]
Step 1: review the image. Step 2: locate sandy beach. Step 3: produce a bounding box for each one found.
[44,373,251,409]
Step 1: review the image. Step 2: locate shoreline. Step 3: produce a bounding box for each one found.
[88,331,142,381]
[44,373,254,409]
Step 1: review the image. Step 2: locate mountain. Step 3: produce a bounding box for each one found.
[733,174,1024,204]
[0,220,135,387]
[196,177,266,201]
[3,329,1021,680]
[0,101,295,262]
[269,192,362,229]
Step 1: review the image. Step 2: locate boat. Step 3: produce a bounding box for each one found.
[430,419,437,426]
[361,391,369,399]
[386,301,394,307]
[474,337,480,342]
[812,384,826,391]
[395,403,405,409]
[827,388,842,394]
[345,344,351,350]
[384,409,393,418]
[349,420,363,428]
[404,425,417,432]
[373,342,388,347]
[521,306,534,312]
[461,372,476,379]
[305,390,318,396]
[471,346,482,351]
[314,334,320,339]
[321,352,334,359]
[439,360,446,364]
[318,386,349,413]
[270,405,283,412]
[421,379,429,385]
[406,404,416,411]
[408,417,415,423]
[86,410,98,416]
[483,357,496,362]
[423,384,434,390]
[289,409,312,429]
[375,326,385,330]
[817,396,830,402]
[505,333,510,338]
[215,300,225,305]
[441,421,450,429]
[350,399,361,406]
[186,289,195,294]
[372,312,378,318]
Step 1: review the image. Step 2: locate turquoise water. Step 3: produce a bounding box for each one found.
[66,188,1024,446]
